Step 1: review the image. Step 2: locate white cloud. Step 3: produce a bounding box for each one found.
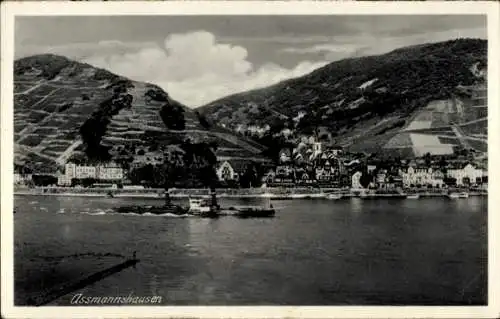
[159,60,328,106]
[17,31,325,107]
[77,31,328,107]
[18,26,485,108]
[281,43,361,54]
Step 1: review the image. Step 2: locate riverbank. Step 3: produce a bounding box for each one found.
[14,187,487,199]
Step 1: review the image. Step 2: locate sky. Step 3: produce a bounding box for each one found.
[15,15,486,107]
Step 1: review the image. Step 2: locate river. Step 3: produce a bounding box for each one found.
[14,195,487,305]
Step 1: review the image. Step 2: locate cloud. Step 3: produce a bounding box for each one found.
[76,31,328,107]
[281,26,487,61]
[162,60,328,106]
[16,40,159,60]
[18,31,326,107]
[17,25,485,108]
[281,44,361,54]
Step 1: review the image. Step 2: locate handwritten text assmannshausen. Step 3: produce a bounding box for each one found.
[71,293,162,305]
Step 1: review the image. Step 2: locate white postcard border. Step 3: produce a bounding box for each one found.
[1,1,499,318]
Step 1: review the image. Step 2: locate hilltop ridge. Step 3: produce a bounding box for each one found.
[14,54,268,174]
[200,38,487,157]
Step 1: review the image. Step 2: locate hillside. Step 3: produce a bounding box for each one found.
[14,54,268,174]
[200,39,487,157]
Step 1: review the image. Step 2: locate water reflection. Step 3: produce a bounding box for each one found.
[350,197,363,214]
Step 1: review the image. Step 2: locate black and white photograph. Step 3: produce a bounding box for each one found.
[1,1,499,318]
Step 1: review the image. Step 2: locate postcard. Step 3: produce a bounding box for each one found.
[1,1,499,318]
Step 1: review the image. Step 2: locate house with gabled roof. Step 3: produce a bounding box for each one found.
[216,160,249,183]
[446,163,486,186]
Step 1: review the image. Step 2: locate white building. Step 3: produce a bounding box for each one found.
[376,172,386,184]
[312,142,322,155]
[399,167,445,188]
[98,164,124,181]
[351,171,363,189]
[72,164,97,179]
[216,161,237,182]
[367,165,377,174]
[447,163,486,186]
[57,173,72,187]
[58,162,124,186]
[14,173,32,185]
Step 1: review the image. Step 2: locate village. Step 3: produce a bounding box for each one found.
[14,133,488,194]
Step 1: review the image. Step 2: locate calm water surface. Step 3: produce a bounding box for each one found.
[14,195,487,305]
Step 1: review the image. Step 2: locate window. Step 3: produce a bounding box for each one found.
[221,167,232,180]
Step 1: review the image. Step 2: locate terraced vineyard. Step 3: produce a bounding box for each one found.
[14,54,268,173]
[383,92,487,157]
[14,56,116,172]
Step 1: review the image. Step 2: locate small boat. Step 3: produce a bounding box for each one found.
[232,205,276,218]
[458,192,469,198]
[188,198,212,214]
[326,193,343,200]
[447,192,460,199]
[406,194,420,199]
[188,197,219,218]
[115,204,187,215]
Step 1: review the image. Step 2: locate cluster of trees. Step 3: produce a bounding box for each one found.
[80,85,135,161]
[195,111,211,129]
[15,54,71,80]
[31,175,58,187]
[145,87,169,102]
[160,101,186,130]
[128,164,167,188]
[128,140,218,189]
[238,163,265,188]
[93,68,121,82]
[254,133,294,164]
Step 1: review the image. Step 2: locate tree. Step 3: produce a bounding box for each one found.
[359,173,373,188]
[269,118,286,135]
[160,102,186,130]
[438,156,448,169]
[129,164,155,187]
[32,175,58,186]
[423,152,432,166]
[149,143,159,152]
[444,177,457,187]
[239,163,260,188]
[196,111,211,129]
